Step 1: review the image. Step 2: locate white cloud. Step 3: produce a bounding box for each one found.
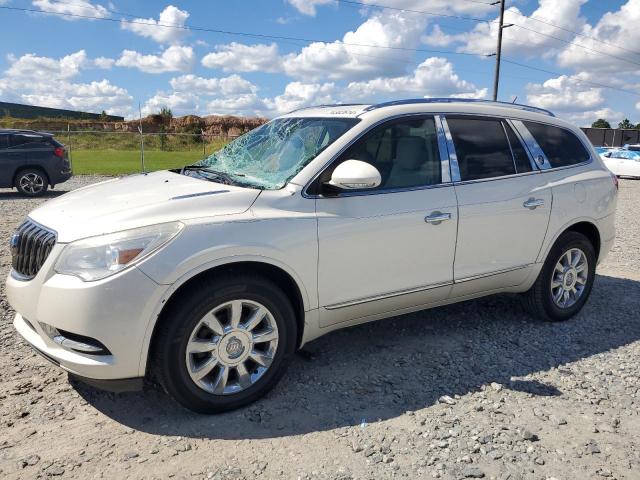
[170,74,257,95]
[271,82,338,114]
[116,45,195,73]
[526,73,605,112]
[286,0,334,16]
[557,0,640,73]
[1,51,132,115]
[121,5,189,45]
[32,0,109,20]
[345,57,487,99]
[202,43,283,73]
[207,94,270,116]
[452,0,587,58]
[93,56,115,69]
[6,50,87,79]
[562,108,625,128]
[141,91,199,117]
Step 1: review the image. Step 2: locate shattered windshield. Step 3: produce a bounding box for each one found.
[195,117,359,189]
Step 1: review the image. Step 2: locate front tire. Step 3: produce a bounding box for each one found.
[152,274,297,413]
[15,168,48,197]
[523,231,596,322]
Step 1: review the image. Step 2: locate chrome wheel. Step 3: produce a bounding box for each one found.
[551,248,589,309]
[19,173,45,195]
[185,299,279,395]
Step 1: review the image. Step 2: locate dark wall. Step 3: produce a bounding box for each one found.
[0,101,124,121]
[581,127,640,147]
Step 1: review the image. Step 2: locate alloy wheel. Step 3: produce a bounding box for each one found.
[19,173,45,195]
[185,299,279,395]
[550,248,589,309]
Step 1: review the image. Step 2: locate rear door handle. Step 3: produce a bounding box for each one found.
[425,211,452,225]
[523,198,545,210]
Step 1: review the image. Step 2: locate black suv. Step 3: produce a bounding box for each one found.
[0,129,72,196]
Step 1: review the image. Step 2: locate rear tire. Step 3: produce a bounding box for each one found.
[152,274,297,413]
[15,168,48,197]
[523,231,596,322]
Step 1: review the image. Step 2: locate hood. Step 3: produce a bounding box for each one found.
[29,171,261,242]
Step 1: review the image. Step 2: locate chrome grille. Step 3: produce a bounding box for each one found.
[10,219,57,280]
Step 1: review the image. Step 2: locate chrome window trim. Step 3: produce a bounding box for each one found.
[434,115,452,184]
[302,112,453,199]
[439,116,461,182]
[511,120,552,170]
[504,118,539,172]
[324,281,453,310]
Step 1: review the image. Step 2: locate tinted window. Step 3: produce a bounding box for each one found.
[504,123,532,173]
[324,116,442,191]
[0,134,9,150]
[523,122,590,167]
[10,134,48,148]
[447,117,515,181]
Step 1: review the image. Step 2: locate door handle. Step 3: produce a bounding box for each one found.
[523,198,545,210]
[424,211,452,225]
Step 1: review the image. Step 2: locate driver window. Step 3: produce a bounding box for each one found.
[324,116,442,191]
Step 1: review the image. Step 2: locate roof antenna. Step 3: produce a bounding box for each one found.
[511,96,518,104]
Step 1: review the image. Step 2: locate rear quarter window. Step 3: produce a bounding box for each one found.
[523,122,590,168]
[10,134,49,148]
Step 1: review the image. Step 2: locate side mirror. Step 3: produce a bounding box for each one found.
[327,159,381,190]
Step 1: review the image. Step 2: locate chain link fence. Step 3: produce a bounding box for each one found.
[44,130,231,175]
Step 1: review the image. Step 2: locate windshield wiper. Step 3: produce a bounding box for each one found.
[180,165,254,187]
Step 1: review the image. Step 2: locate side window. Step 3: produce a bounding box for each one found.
[10,134,45,148]
[0,135,9,150]
[504,122,532,173]
[447,116,515,181]
[323,116,442,191]
[523,122,590,167]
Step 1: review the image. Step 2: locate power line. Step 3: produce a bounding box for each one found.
[501,58,640,97]
[506,9,640,57]
[0,5,488,57]
[2,3,639,100]
[334,0,494,23]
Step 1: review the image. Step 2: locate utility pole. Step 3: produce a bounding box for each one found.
[492,0,506,102]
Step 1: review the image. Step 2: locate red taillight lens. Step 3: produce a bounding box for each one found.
[612,173,619,191]
[54,147,65,158]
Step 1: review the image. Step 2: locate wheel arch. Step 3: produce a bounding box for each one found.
[141,259,308,375]
[539,219,602,264]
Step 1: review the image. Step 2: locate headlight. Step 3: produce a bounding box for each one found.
[55,222,184,281]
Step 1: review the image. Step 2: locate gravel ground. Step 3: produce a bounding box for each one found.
[1,176,639,480]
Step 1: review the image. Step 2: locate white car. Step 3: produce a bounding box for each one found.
[6,99,618,413]
[603,149,640,178]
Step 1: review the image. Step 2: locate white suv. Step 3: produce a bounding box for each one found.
[6,99,618,413]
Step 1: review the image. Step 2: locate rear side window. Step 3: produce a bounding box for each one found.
[10,134,47,148]
[0,135,9,149]
[523,122,590,167]
[447,116,515,181]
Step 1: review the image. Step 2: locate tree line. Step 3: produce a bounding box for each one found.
[592,118,640,129]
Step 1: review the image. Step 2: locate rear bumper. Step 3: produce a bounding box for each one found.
[49,168,72,186]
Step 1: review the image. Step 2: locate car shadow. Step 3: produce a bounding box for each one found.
[0,189,69,200]
[73,273,640,440]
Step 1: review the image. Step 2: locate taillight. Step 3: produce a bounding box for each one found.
[54,147,65,158]
[611,172,619,191]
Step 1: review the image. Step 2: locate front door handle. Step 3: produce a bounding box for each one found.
[425,211,452,225]
[523,198,545,210]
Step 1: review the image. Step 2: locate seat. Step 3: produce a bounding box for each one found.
[385,136,434,189]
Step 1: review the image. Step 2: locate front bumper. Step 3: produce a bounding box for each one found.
[7,250,167,380]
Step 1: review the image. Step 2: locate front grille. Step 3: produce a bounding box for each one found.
[10,219,57,280]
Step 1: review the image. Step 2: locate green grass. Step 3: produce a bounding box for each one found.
[71,148,222,175]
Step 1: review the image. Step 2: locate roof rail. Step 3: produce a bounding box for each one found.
[362,98,555,117]
[286,103,367,114]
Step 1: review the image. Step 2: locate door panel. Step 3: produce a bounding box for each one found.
[317,186,458,327]
[452,175,551,282]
